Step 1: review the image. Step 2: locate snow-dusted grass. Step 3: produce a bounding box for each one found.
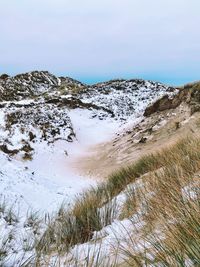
[35,186,117,257]
[0,135,200,266]
[108,137,200,266]
[29,135,199,266]
[118,168,200,266]
[0,199,42,267]
[0,77,195,265]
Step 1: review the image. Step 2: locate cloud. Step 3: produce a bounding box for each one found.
[0,0,200,84]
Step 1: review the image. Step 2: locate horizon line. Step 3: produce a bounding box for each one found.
[0,69,199,87]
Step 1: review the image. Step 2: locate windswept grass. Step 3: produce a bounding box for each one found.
[0,134,196,266]
[116,137,200,266]
[36,189,117,257]
[32,135,200,265]
[119,183,200,266]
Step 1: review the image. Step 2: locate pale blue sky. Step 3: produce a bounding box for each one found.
[0,0,200,85]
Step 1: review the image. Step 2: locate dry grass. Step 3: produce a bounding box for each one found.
[117,136,200,266]
[119,185,139,220]
[23,135,200,266]
[35,187,117,258]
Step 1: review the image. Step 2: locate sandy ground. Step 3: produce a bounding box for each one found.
[72,104,200,179]
[1,104,199,214]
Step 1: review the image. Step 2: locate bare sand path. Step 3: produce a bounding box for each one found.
[71,105,199,179]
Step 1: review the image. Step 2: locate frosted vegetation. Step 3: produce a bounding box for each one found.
[0,72,199,266]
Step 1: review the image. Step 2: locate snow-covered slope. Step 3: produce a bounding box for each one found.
[0,71,183,267]
[0,75,199,267]
[0,71,178,216]
[80,79,175,120]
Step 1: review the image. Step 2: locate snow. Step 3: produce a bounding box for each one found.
[80,80,178,121]
[0,75,180,266]
[182,182,200,201]
[0,107,123,267]
[64,214,146,266]
[0,99,34,106]
[69,109,119,146]
[0,108,121,216]
[0,110,5,126]
[0,78,178,225]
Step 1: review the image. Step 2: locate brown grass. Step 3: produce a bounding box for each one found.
[32,135,200,266]
[117,137,200,266]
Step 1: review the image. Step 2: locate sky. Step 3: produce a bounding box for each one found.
[0,0,200,85]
